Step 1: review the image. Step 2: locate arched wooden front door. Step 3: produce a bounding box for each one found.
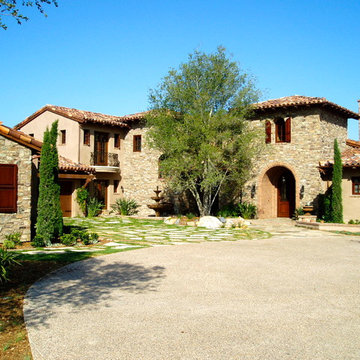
[277,170,295,218]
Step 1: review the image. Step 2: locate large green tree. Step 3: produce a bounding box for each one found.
[36,120,63,245]
[0,0,58,29]
[331,138,343,223]
[146,47,262,216]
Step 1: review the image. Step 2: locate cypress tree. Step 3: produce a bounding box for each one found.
[331,139,343,223]
[36,121,63,245]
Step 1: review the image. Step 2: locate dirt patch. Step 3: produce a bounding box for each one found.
[0,261,66,359]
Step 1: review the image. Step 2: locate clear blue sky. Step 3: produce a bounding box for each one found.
[1,0,359,138]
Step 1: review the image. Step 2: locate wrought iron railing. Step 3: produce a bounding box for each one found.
[90,152,120,167]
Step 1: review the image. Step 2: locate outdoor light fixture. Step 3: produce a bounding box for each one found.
[300,185,305,199]
[251,184,256,198]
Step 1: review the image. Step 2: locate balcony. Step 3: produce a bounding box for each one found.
[90,152,120,173]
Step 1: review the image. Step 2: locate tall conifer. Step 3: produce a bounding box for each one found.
[35,121,63,245]
[331,139,343,223]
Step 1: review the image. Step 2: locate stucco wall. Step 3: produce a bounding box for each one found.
[243,107,348,218]
[20,111,80,163]
[0,135,33,242]
[342,168,360,222]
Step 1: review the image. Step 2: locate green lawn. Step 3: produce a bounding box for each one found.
[63,215,271,246]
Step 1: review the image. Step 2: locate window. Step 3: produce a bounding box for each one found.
[265,120,271,143]
[275,117,291,143]
[29,133,34,138]
[0,164,17,213]
[113,180,119,193]
[352,177,360,195]
[133,135,142,152]
[114,134,120,148]
[83,129,90,145]
[60,130,66,144]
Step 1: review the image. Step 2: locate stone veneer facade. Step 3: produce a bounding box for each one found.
[242,107,348,218]
[120,123,164,216]
[0,135,33,242]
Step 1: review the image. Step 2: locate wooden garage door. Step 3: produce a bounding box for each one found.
[60,181,73,217]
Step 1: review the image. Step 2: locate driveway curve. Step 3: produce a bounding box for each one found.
[24,226,360,360]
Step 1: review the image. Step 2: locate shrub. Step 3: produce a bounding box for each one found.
[348,219,360,225]
[237,202,257,219]
[3,239,16,249]
[87,198,104,217]
[111,198,140,216]
[5,232,21,246]
[31,235,46,248]
[323,189,332,223]
[292,207,305,220]
[89,233,99,244]
[0,248,20,284]
[217,202,256,219]
[71,228,88,242]
[76,187,89,216]
[36,120,63,245]
[185,213,196,219]
[60,233,77,246]
[331,139,343,223]
[217,203,239,218]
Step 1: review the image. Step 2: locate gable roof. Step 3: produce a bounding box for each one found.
[14,105,149,130]
[0,122,42,150]
[254,96,359,119]
[0,122,94,173]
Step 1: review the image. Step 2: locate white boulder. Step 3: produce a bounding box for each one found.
[225,217,251,228]
[197,216,223,229]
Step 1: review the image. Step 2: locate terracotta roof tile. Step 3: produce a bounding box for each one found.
[0,122,42,150]
[58,156,95,173]
[254,95,359,119]
[14,105,148,130]
[320,141,360,168]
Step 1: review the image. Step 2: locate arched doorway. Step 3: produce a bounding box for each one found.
[259,166,296,218]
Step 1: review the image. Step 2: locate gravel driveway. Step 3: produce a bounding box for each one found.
[24,224,360,359]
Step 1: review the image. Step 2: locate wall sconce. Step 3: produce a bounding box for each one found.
[300,185,305,199]
[251,184,256,199]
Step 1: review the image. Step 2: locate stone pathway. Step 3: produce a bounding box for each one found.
[18,217,355,255]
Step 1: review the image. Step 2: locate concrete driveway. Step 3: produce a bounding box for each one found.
[24,224,360,359]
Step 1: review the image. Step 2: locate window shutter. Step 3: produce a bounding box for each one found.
[285,117,291,143]
[265,121,271,143]
[0,164,17,213]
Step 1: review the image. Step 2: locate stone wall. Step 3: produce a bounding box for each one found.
[0,135,33,242]
[120,123,164,216]
[242,107,348,218]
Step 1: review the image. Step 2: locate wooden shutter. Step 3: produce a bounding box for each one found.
[285,117,291,143]
[265,121,271,143]
[0,164,17,213]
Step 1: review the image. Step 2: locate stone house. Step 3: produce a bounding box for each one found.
[242,96,360,220]
[13,96,360,221]
[319,139,360,222]
[0,123,41,242]
[0,122,95,242]
[15,105,162,217]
